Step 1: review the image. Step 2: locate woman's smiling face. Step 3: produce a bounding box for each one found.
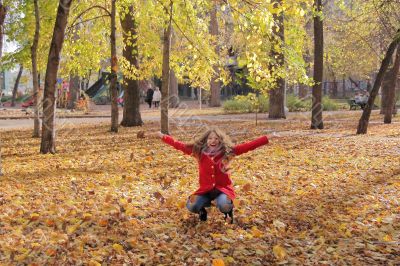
[207,131,220,149]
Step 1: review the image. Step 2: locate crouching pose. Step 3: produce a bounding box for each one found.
[156,127,270,223]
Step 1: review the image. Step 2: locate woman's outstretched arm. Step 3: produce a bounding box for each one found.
[233,135,269,156]
[156,132,193,155]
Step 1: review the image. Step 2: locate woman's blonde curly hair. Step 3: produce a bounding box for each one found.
[190,127,234,159]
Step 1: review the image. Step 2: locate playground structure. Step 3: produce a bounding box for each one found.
[85,72,123,105]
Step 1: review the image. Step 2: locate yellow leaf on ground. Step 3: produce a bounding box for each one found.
[177,201,186,208]
[382,234,393,242]
[273,244,287,260]
[30,213,40,221]
[88,260,102,266]
[112,243,124,254]
[251,226,263,238]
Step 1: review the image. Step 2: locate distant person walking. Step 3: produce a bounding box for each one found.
[145,87,154,108]
[152,87,161,108]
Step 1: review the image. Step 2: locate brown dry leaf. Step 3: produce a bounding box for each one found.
[153,191,165,204]
[137,131,145,139]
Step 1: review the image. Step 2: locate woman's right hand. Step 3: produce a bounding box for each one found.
[156,131,164,139]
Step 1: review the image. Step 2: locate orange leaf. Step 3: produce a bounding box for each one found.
[98,219,108,227]
[242,183,251,192]
[212,258,225,266]
[46,248,57,257]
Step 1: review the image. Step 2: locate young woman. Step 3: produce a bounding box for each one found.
[155,127,270,223]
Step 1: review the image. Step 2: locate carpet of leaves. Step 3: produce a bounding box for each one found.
[0,114,399,265]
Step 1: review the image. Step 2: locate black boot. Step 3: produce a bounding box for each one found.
[199,208,207,221]
[224,209,234,224]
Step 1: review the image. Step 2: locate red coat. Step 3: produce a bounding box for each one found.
[162,135,269,199]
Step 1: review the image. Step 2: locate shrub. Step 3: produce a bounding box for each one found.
[0,96,12,102]
[224,93,343,113]
[223,98,252,113]
[286,94,311,112]
[322,96,340,111]
[223,93,269,113]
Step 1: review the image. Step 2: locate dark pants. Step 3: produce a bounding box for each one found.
[186,189,233,214]
[146,100,152,108]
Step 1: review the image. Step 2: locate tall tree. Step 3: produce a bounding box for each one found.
[32,0,40,137]
[11,65,23,107]
[160,1,173,135]
[268,0,286,119]
[310,0,324,129]
[66,25,80,110]
[67,75,79,109]
[110,0,118,132]
[40,0,73,154]
[357,30,400,134]
[209,0,221,107]
[0,1,6,97]
[383,45,400,124]
[120,5,143,127]
[169,70,179,108]
[0,1,6,176]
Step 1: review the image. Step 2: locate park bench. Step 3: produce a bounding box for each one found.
[347,99,381,110]
[348,99,366,110]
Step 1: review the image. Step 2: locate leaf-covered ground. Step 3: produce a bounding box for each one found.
[1,113,399,265]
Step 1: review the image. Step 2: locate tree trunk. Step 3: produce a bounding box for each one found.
[380,76,389,114]
[299,17,313,99]
[169,70,179,108]
[67,25,80,110]
[268,0,286,119]
[110,0,118,132]
[168,27,179,108]
[384,46,400,124]
[85,69,91,90]
[67,75,80,109]
[381,49,398,115]
[299,49,310,98]
[120,5,143,127]
[32,0,40,137]
[357,30,400,134]
[40,0,73,154]
[327,64,338,97]
[0,2,7,99]
[209,1,221,107]
[160,2,173,134]
[394,77,400,115]
[11,65,23,107]
[311,0,324,129]
[299,48,310,99]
